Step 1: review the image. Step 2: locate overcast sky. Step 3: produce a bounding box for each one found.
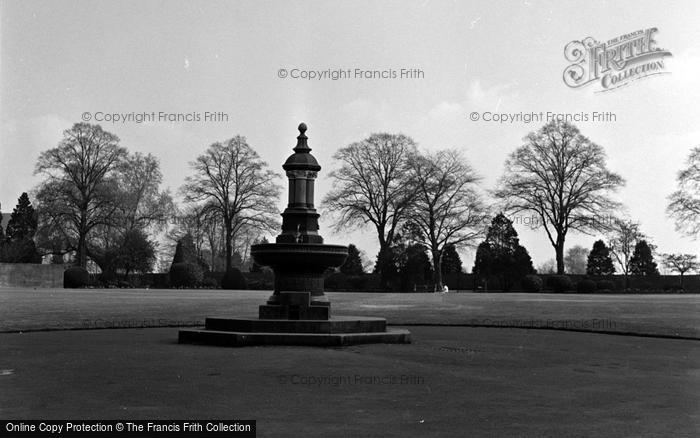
[2,0,699,271]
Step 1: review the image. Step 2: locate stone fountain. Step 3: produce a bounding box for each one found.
[178,123,410,346]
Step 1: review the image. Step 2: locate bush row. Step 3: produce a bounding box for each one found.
[518,275,657,293]
[518,275,684,294]
[62,268,696,293]
[63,264,264,289]
[168,263,249,289]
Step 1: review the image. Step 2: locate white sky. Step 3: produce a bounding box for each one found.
[1,0,699,270]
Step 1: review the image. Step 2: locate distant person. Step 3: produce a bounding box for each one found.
[442,284,449,293]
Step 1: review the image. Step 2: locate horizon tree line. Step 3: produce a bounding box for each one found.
[6,120,700,286]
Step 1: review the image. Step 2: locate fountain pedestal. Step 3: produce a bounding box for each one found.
[179,123,410,347]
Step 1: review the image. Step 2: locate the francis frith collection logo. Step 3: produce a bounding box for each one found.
[563,27,672,92]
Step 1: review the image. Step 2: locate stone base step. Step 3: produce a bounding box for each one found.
[179,327,411,347]
[205,316,387,334]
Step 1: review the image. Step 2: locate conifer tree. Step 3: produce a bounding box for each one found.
[629,240,659,276]
[586,240,616,275]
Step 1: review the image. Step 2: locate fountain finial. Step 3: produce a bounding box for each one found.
[294,122,311,153]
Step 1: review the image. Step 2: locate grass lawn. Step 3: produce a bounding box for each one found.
[1,288,698,338]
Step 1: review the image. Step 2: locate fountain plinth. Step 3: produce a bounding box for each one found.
[179,123,410,347]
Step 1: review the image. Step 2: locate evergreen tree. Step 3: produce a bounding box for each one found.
[629,240,659,276]
[0,206,4,241]
[341,244,364,275]
[374,245,399,290]
[512,245,535,279]
[485,213,519,256]
[169,233,207,285]
[172,233,199,266]
[586,240,616,275]
[398,243,432,291]
[373,231,428,291]
[473,213,534,290]
[441,244,463,275]
[6,193,38,241]
[0,193,41,263]
[472,242,494,277]
[114,229,156,276]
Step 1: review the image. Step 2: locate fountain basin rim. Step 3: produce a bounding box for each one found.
[251,243,348,270]
[251,243,348,254]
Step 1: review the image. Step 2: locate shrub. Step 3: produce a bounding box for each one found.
[662,283,683,292]
[64,266,90,288]
[97,271,119,288]
[200,277,219,289]
[169,262,203,288]
[221,267,247,290]
[348,275,370,291]
[324,273,374,292]
[244,270,274,290]
[637,281,654,291]
[140,273,169,289]
[577,279,597,294]
[324,272,344,291]
[521,274,543,293]
[596,279,615,291]
[547,275,574,293]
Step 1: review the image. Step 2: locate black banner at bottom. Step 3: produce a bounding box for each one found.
[2,420,255,436]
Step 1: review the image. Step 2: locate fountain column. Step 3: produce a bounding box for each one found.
[251,123,348,317]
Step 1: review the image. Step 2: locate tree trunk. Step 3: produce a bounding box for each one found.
[377,243,391,291]
[224,219,233,271]
[375,226,392,290]
[555,237,565,275]
[77,212,87,268]
[432,249,443,292]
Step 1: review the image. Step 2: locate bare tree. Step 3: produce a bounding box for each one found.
[407,149,488,291]
[564,245,588,274]
[668,146,700,237]
[323,133,417,286]
[537,259,557,275]
[200,205,224,270]
[87,152,175,274]
[34,123,127,268]
[662,253,698,289]
[233,225,259,270]
[169,202,258,272]
[181,136,281,270]
[116,152,174,232]
[167,204,211,265]
[495,120,624,274]
[607,218,644,288]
